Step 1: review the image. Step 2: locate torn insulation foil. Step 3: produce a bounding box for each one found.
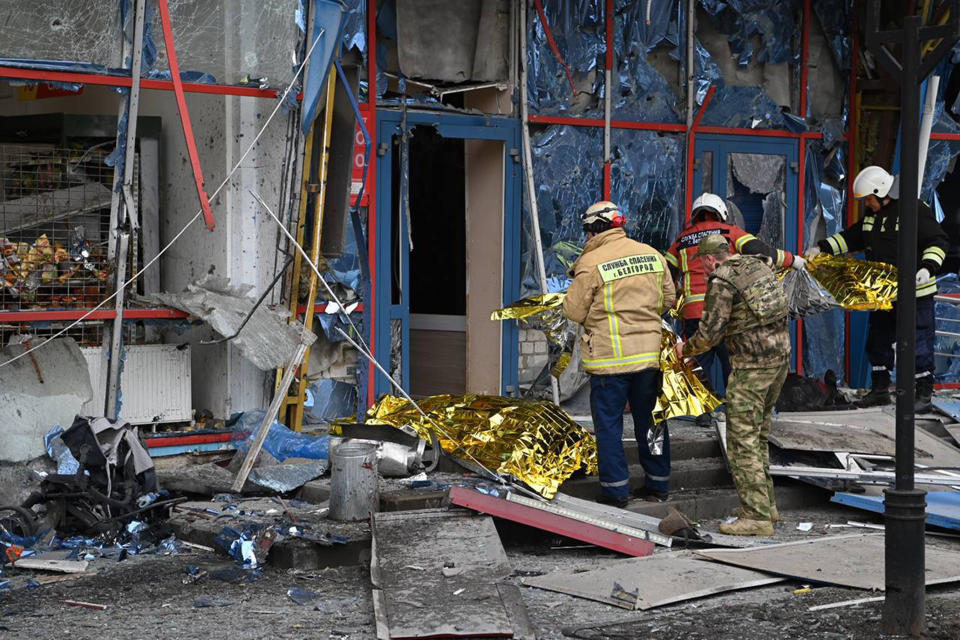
[655,327,721,424]
[806,254,898,311]
[781,268,837,318]
[359,394,597,499]
[152,275,315,370]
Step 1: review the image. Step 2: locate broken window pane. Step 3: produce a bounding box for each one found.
[0,1,123,70]
[148,0,301,87]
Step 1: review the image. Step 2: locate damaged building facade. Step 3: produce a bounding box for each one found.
[1,1,960,439]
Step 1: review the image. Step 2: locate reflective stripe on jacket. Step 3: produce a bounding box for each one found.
[666,220,795,319]
[563,228,676,375]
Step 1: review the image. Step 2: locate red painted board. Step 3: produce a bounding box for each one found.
[448,486,655,557]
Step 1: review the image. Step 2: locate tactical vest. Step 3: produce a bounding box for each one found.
[712,255,788,334]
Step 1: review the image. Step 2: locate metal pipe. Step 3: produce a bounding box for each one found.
[519,0,560,405]
[603,0,613,198]
[685,0,696,130]
[917,75,940,197]
[886,13,925,635]
[105,0,146,420]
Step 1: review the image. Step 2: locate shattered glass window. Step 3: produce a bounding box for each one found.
[0,1,123,69]
[726,152,786,248]
[148,0,301,87]
[522,125,682,294]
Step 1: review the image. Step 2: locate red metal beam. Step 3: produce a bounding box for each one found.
[144,432,233,448]
[533,0,578,98]
[0,308,188,322]
[366,0,378,407]
[528,113,686,132]
[157,0,216,231]
[449,486,655,557]
[684,85,716,224]
[0,65,279,99]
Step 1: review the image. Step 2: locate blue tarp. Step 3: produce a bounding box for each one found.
[301,0,348,135]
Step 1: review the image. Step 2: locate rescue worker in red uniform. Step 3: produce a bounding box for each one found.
[665,193,806,426]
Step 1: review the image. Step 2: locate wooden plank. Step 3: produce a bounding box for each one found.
[231,341,309,492]
[522,551,784,610]
[14,558,90,573]
[371,510,517,639]
[695,533,960,590]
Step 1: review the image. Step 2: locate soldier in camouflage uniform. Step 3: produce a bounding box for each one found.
[677,234,790,537]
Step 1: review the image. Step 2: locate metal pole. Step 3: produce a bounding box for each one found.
[603,0,613,199]
[916,75,940,197]
[519,0,560,404]
[105,0,146,420]
[685,0,695,130]
[883,14,926,636]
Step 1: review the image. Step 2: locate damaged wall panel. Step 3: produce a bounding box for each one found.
[395,0,509,84]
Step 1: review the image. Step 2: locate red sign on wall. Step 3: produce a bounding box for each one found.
[350,106,372,207]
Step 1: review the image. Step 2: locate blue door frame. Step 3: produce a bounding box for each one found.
[693,134,801,373]
[373,110,522,398]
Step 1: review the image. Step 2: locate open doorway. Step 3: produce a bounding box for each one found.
[400,126,467,396]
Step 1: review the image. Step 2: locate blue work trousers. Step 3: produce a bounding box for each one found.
[589,368,669,499]
[866,294,936,377]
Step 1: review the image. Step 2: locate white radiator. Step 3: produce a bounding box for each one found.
[81,345,192,425]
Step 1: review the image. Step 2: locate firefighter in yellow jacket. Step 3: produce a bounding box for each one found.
[563,201,676,507]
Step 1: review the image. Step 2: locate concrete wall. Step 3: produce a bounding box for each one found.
[0,83,292,417]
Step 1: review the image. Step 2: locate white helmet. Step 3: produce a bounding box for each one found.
[691,193,728,222]
[581,201,625,228]
[852,166,895,199]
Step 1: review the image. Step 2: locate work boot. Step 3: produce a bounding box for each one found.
[596,494,629,509]
[858,370,892,407]
[732,505,779,523]
[695,412,713,428]
[718,517,775,537]
[632,487,669,502]
[915,375,934,414]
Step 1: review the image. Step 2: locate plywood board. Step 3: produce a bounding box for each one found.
[695,533,960,590]
[522,551,784,610]
[371,510,522,639]
[768,408,960,464]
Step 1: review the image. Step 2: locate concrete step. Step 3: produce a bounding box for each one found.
[622,437,722,461]
[557,456,733,500]
[621,481,829,522]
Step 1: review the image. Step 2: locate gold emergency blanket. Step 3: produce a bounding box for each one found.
[493,294,720,424]
[654,326,721,423]
[363,394,597,499]
[806,253,898,311]
[491,293,574,375]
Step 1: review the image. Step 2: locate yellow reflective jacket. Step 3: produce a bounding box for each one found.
[563,228,676,375]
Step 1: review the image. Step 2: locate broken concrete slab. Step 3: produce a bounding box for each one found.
[0,337,93,462]
[371,509,532,639]
[152,275,315,371]
[695,533,960,590]
[522,550,784,610]
[13,558,90,573]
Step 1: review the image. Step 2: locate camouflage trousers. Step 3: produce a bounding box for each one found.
[725,363,789,521]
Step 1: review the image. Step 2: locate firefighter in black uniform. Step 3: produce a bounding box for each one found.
[805,165,949,413]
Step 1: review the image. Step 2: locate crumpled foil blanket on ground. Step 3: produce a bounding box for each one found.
[806,253,898,311]
[361,394,597,499]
